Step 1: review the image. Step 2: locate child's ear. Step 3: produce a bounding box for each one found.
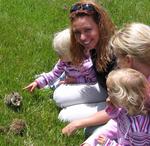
[125,55,133,67]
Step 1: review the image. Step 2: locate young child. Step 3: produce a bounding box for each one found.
[24,28,97,92]
[97,68,150,146]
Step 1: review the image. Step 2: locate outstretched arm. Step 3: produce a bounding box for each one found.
[62,110,109,136]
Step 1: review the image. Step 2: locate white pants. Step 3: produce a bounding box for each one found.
[53,83,107,122]
[53,83,107,107]
[58,102,106,122]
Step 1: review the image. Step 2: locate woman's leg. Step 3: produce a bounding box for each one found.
[58,102,106,122]
[53,83,107,108]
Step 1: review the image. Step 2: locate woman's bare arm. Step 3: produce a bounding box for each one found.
[62,110,109,136]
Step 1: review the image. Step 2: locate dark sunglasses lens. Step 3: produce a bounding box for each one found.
[70,4,95,13]
[82,4,95,11]
[70,5,81,13]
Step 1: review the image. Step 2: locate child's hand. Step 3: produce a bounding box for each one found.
[96,135,106,145]
[23,81,38,92]
[59,76,76,84]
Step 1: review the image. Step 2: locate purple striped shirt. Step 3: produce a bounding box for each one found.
[35,57,97,88]
[103,105,150,146]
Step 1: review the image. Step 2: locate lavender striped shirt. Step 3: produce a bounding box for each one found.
[35,57,97,88]
[103,105,150,146]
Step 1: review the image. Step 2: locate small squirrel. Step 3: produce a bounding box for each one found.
[9,118,26,136]
[0,119,27,136]
[4,92,23,109]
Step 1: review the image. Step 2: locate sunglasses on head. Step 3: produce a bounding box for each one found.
[70,3,96,13]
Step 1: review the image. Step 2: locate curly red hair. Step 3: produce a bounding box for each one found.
[69,0,115,71]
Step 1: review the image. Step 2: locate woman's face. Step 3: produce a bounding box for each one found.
[72,16,100,51]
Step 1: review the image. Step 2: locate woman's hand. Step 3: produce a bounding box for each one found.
[62,120,81,136]
[96,135,106,145]
[23,81,38,92]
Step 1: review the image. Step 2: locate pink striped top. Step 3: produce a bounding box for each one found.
[35,57,97,88]
[103,104,150,146]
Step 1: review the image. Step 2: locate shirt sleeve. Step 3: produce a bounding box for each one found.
[105,105,121,119]
[71,57,97,84]
[35,60,65,88]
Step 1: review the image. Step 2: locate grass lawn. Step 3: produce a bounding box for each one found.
[0,0,149,145]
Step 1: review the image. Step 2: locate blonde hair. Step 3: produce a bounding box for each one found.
[110,23,150,65]
[69,0,115,71]
[53,28,71,59]
[107,68,150,115]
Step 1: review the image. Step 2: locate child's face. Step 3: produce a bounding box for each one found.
[107,87,122,108]
[106,95,121,108]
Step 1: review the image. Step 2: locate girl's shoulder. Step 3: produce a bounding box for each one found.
[105,105,122,119]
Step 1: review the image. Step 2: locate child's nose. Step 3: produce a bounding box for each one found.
[106,97,111,104]
[106,97,110,102]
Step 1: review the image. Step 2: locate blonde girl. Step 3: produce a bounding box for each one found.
[97,68,150,146]
[24,28,100,122]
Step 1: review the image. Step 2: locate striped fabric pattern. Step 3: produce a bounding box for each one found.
[35,57,97,88]
[104,105,150,146]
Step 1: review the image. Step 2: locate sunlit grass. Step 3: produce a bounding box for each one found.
[0,0,149,145]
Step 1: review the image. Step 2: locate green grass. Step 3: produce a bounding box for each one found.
[0,0,149,145]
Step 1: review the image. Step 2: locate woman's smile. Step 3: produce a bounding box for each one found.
[72,16,100,51]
